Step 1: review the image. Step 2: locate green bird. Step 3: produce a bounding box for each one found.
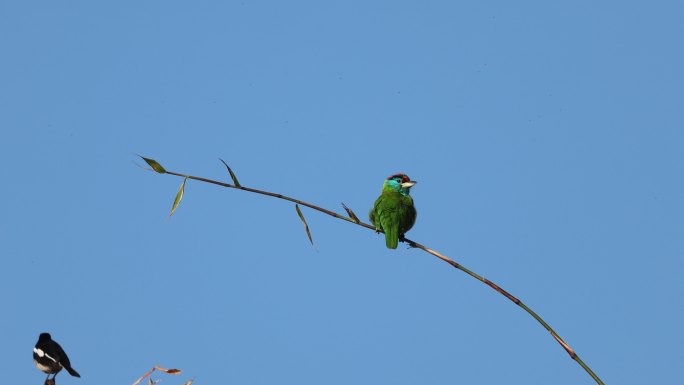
[369,173,417,249]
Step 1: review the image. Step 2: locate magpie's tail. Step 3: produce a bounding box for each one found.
[64,365,80,378]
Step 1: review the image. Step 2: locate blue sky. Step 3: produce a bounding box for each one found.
[1,1,682,384]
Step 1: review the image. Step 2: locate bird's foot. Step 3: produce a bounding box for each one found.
[375,228,382,234]
[45,378,55,385]
[399,234,417,248]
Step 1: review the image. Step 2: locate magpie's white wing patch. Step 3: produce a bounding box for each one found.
[34,347,57,363]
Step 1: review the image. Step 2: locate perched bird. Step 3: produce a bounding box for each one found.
[369,173,417,249]
[33,333,81,382]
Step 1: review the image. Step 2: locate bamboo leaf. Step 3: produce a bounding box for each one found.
[140,156,167,174]
[183,379,195,385]
[169,177,188,218]
[154,366,182,375]
[295,204,314,245]
[341,203,360,223]
[219,158,241,187]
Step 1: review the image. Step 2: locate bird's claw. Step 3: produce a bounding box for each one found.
[399,235,416,248]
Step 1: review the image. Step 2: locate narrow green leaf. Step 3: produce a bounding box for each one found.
[140,156,166,173]
[295,204,314,245]
[169,177,188,217]
[219,158,241,187]
[341,203,360,223]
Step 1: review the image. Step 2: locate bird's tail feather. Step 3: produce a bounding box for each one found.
[385,227,398,249]
[64,365,80,378]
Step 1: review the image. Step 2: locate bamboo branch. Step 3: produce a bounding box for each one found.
[142,158,604,385]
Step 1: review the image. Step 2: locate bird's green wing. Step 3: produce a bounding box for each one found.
[398,195,416,236]
[373,192,402,249]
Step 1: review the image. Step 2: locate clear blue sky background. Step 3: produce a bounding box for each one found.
[1,1,682,384]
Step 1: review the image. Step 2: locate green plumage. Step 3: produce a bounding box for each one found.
[369,174,417,249]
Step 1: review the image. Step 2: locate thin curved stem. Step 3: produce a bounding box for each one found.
[155,167,603,385]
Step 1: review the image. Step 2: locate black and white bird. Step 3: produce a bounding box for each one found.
[33,333,81,381]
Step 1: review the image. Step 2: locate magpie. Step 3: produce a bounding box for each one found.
[33,333,81,381]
